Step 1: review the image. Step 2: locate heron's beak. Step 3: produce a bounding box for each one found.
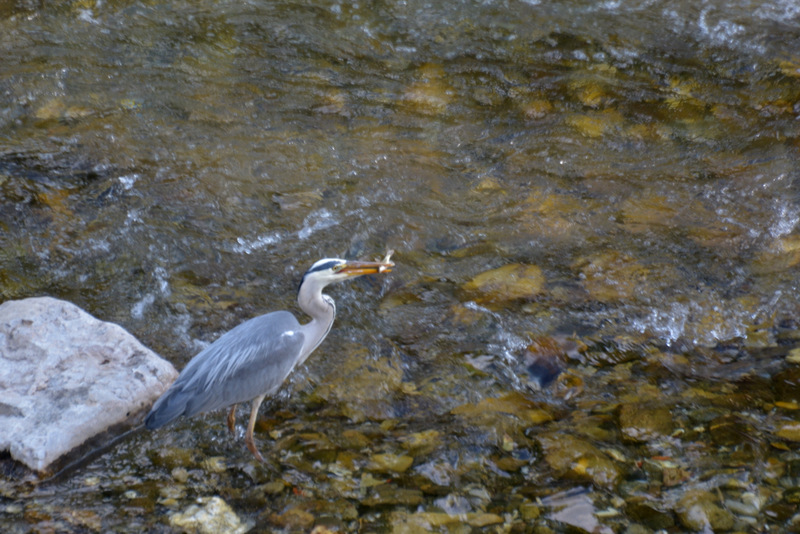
[340,251,395,276]
[339,260,394,276]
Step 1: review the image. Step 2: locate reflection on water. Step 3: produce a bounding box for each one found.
[2,0,800,531]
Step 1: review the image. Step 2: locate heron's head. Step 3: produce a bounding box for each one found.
[300,255,394,290]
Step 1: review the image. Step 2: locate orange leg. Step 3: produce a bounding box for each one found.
[227,404,237,435]
[245,395,267,462]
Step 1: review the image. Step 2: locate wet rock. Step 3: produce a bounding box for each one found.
[402,63,454,115]
[434,493,472,515]
[784,487,800,503]
[625,499,675,530]
[34,97,66,120]
[520,501,541,520]
[0,297,177,472]
[275,431,338,463]
[493,455,527,472]
[472,86,504,107]
[523,336,587,388]
[618,403,673,443]
[308,343,403,422]
[775,422,800,442]
[537,433,620,489]
[525,352,563,389]
[661,464,691,487]
[171,467,190,484]
[566,110,624,138]
[772,367,800,405]
[520,97,554,119]
[674,489,734,532]
[367,452,414,473]
[543,489,615,534]
[339,429,372,449]
[461,263,546,306]
[413,458,455,487]
[447,302,489,329]
[389,510,503,530]
[762,502,794,526]
[270,506,315,530]
[399,429,441,456]
[687,221,747,250]
[786,347,800,364]
[170,496,251,534]
[574,251,648,302]
[752,235,800,275]
[159,484,187,504]
[201,456,228,474]
[259,480,287,495]
[451,392,554,425]
[314,498,358,522]
[272,190,323,211]
[620,193,680,233]
[63,508,102,531]
[515,189,604,244]
[570,413,617,443]
[314,89,350,116]
[570,78,611,108]
[362,484,424,507]
[709,414,754,446]
[725,489,767,518]
[150,447,196,471]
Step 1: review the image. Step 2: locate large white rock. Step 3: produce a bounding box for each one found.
[0,296,177,472]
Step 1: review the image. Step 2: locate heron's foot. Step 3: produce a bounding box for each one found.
[226,404,237,435]
[245,431,265,462]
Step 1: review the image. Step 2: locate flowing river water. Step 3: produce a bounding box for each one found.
[3,0,800,532]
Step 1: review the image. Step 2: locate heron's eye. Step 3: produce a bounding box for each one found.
[332,264,345,272]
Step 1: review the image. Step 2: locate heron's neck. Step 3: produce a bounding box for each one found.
[297,285,336,362]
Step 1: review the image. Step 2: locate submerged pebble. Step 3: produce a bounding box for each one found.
[537,433,621,489]
[402,64,454,115]
[618,403,673,443]
[367,453,414,474]
[462,263,546,305]
[574,251,648,302]
[169,496,251,534]
[674,490,735,532]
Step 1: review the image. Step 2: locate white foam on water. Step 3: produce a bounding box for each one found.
[755,0,800,22]
[297,209,337,240]
[131,293,155,319]
[118,173,140,191]
[769,201,800,239]
[232,232,281,254]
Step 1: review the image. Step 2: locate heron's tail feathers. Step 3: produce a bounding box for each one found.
[144,387,189,430]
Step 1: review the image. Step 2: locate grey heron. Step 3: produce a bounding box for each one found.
[144,253,394,461]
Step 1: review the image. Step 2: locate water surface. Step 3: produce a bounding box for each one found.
[2,0,800,531]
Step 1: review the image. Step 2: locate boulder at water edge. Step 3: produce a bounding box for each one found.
[0,296,177,473]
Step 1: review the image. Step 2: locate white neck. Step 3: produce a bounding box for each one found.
[297,279,336,364]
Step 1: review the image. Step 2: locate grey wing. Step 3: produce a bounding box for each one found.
[145,311,305,429]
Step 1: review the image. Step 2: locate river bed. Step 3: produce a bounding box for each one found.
[2,0,800,532]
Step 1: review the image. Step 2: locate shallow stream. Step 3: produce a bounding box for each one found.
[3,0,800,531]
